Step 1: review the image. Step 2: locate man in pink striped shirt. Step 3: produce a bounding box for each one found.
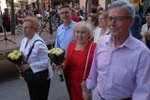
[84,0,150,100]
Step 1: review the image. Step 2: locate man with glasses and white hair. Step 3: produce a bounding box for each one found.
[84,0,150,100]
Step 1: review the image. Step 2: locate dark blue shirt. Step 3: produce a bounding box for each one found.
[130,14,141,39]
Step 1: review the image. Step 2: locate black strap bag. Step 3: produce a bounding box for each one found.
[22,68,48,82]
[22,40,48,82]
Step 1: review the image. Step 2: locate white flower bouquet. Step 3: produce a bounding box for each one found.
[48,48,65,65]
[7,50,23,65]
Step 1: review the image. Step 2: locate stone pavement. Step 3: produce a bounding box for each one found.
[0,71,70,100]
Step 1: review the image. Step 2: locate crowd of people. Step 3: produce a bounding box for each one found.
[1,0,150,100]
[53,1,150,100]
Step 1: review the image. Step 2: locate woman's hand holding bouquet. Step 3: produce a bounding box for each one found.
[17,64,30,72]
[48,48,65,65]
[51,62,65,70]
[7,50,25,79]
[48,48,65,81]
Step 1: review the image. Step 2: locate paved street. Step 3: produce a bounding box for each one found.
[0,71,70,100]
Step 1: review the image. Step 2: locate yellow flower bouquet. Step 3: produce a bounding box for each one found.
[7,50,23,65]
[48,48,65,65]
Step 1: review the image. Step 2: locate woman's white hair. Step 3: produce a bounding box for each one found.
[73,21,93,40]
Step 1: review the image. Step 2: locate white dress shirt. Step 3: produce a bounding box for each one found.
[140,23,149,43]
[19,33,53,78]
[93,26,109,43]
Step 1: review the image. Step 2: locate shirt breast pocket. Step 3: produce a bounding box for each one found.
[113,59,135,86]
[97,50,111,68]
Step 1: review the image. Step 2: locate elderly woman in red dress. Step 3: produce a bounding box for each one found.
[62,21,96,100]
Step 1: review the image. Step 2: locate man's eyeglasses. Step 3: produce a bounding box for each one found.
[75,30,86,34]
[108,16,132,22]
[60,11,69,15]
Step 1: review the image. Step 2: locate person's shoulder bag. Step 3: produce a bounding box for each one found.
[81,42,94,97]
[22,40,49,82]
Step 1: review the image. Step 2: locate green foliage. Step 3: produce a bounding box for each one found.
[6,0,11,7]
[6,0,19,7]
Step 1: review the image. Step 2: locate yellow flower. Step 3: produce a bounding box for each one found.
[48,48,64,56]
[8,50,22,60]
[48,48,65,65]
[55,48,64,56]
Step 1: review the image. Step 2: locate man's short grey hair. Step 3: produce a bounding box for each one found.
[108,0,135,18]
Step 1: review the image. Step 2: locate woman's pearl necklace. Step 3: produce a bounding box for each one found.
[75,43,87,51]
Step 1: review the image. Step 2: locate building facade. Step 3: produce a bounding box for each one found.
[80,0,111,10]
[0,0,150,13]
